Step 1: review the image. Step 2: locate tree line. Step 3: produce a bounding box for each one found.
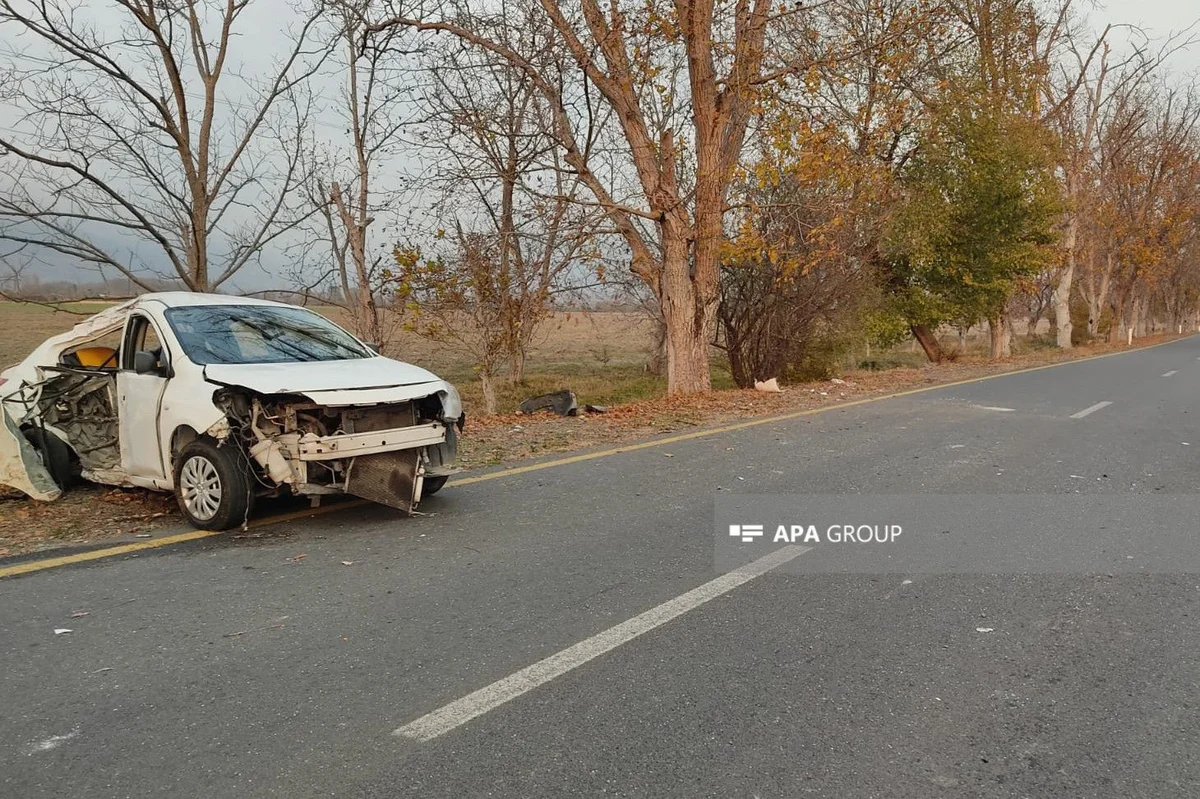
[1,0,1198,401]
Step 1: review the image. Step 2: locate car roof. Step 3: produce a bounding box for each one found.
[136,292,296,310]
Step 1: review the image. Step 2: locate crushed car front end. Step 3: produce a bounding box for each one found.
[1,295,466,530]
[206,376,464,514]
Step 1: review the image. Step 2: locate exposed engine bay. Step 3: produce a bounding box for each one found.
[213,389,460,512]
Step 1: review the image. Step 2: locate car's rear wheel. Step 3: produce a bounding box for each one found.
[22,427,74,490]
[174,439,253,530]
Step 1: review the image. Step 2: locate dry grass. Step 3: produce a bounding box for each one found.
[0,301,120,370]
[0,303,662,415]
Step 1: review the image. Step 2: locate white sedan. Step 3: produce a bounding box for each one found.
[0,293,463,530]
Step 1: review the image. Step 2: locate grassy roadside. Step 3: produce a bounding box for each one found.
[2,331,1184,559]
[455,332,1188,468]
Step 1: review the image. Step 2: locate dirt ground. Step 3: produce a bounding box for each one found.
[0,302,1181,558]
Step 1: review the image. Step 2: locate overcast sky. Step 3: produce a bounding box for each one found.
[1099,0,1200,74]
[2,0,1199,294]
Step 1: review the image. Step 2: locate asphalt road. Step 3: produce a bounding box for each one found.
[3,338,1200,798]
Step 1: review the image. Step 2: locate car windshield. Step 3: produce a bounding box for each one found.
[164,305,371,365]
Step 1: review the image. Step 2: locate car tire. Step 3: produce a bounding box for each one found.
[174,438,254,531]
[421,475,449,498]
[23,427,74,490]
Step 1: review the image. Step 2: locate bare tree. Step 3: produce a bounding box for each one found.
[391,19,603,412]
[413,21,601,384]
[0,0,330,291]
[299,0,413,344]
[365,0,797,394]
[1042,18,1190,348]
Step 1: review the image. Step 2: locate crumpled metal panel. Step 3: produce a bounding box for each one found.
[344,450,421,512]
[37,371,120,471]
[0,408,60,501]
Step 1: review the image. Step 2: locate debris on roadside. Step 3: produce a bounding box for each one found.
[53,628,72,635]
[975,627,994,633]
[68,611,89,618]
[754,378,783,393]
[583,404,608,414]
[518,389,578,417]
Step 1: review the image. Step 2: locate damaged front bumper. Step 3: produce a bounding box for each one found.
[296,422,447,460]
[232,392,462,513]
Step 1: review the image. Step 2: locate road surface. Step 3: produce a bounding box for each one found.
[3,338,1200,797]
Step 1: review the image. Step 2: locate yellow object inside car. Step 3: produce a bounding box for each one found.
[66,346,118,368]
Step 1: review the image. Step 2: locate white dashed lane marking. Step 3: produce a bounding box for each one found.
[392,546,808,742]
[1070,401,1112,419]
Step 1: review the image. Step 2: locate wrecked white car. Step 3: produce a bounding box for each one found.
[0,293,463,530]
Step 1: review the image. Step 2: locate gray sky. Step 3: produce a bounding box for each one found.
[2,0,1199,294]
[1097,0,1200,74]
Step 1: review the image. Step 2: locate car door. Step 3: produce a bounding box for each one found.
[116,313,171,481]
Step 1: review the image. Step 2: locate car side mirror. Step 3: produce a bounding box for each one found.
[133,350,160,375]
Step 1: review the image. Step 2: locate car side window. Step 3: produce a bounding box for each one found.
[122,315,168,372]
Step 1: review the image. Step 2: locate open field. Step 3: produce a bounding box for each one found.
[0,301,1070,416]
[0,302,666,415]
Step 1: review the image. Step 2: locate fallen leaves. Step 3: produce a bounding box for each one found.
[1,485,177,557]
[457,336,1177,472]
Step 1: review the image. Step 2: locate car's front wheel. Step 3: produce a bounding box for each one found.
[421,475,449,498]
[174,439,254,530]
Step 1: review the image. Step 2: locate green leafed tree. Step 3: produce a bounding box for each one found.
[885,102,1061,359]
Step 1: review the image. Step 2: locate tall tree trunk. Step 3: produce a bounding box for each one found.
[659,225,714,394]
[1107,292,1128,344]
[331,182,381,345]
[508,349,526,384]
[480,371,498,416]
[647,313,668,376]
[989,313,1011,358]
[1089,256,1113,337]
[911,324,944,362]
[1053,217,1076,348]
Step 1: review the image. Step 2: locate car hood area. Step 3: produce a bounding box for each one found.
[203,357,462,416]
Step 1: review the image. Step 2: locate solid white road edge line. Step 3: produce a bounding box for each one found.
[1069,401,1112,419]
[393,545,809,742]
[1163,370,1178,377]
